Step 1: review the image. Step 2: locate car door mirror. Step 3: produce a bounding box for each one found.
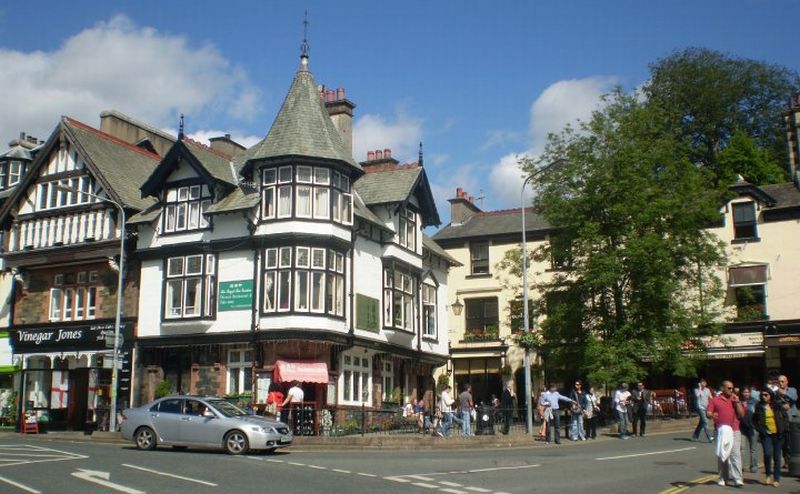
[202,410,216,418]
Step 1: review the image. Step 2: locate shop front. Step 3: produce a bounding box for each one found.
[12,321,133,431]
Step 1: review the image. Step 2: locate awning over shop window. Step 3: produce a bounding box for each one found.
[273,360,329,384]
[728,265,768,287]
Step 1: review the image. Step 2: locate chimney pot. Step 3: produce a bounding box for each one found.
[337,88,345,100]
[367,151,375,161]
[456,187,463,198]
[375,150,383,160]
[224,133,231,139]
[326,89,335,102]
[384,148,391,159]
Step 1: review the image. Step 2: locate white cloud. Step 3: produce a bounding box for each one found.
[352,111,422,164]
[486,76,617,208]
[481,129,524,151]
[0,15,259,147]
[429,162,483,226]
[185,129,261,149]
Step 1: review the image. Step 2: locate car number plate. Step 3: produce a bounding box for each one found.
[280,435,291,443]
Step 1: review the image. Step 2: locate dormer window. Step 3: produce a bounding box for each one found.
[398,207,417,251]
[732,201,758,240]
[8,161,22,187]
[260,165,352,225]
[36,176,93,211]
[162,184,211,233]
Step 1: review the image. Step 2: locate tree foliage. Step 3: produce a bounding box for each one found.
[510,90,727,386]
[645,47,799,186]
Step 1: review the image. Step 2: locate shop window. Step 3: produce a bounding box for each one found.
[422,283,437,338]
[732,201,758,240]
[227,348,253,395]
[164,254,216,319]
[340,352,371,406]
[260,165,352,225]
[49,271,98,322]
[383,266,416,331]
[470,242,490,275]
[382,361,394,402]
[162,184,211,233]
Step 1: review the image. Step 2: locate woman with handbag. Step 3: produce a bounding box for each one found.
[585,386,600,439]
[753,388,788,487]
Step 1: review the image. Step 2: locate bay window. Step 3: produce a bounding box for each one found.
[162,184,211,233]
[164,254,216,319]
[383,266,416,331]
[263,245,346,317]
[260,165,352,225]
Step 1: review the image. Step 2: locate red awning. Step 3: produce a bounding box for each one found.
[273,360,329,384]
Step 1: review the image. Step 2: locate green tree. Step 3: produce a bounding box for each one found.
[505,90,727,386]
[717,131,785,185]
[645,47,799,186]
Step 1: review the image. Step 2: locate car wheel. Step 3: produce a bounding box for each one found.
[224,430,249,455]
[134,427,157,451]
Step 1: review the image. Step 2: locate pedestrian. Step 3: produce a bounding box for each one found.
[613,383,632,439]
[569,380,588,441]
[422,389,434,433]
[753,388,787,487]
[501,381,514,435]
[542,383,576,445]
[707,379,744,487]
[537,388,549,439]
[739,387,759,474]
[692,378,714,443]
[631,381,651,437]
[458,384,475,437]
[437,385,455,437]
[585,386,600,439]
[775,374,797,467]
[280,381,304,427]
[266,383,284,417]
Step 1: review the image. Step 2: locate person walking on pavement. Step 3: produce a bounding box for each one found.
[739,387,759,474]
[459,384,475,437]
[437,385,455,437]
[537,388,549,439]
[281,381,304,428]
[614,383,632,439]
[753,388,788,487]
[500,381,514,435]
[585,386,600,440]
[568,380,588,441]
[692,378,714,442]
[707,379,745,487]
[631,381,651,437]
[776,374,797,467]
[542,383,576,445]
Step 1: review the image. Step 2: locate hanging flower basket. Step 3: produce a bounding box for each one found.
[515,331,540,350]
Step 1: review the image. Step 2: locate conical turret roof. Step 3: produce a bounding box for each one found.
[237,64,360,172]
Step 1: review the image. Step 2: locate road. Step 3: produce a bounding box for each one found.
[0,432,794,493]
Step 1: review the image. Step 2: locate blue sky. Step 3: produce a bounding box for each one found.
[1,1,797,222]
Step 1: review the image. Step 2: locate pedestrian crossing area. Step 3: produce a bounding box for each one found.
[0,444,87,468]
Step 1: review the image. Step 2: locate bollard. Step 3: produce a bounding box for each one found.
[789,419,800,477]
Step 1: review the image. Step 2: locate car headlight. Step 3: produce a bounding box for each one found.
[251,426,278,434]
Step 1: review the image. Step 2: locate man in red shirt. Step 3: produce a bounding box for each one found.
[707,380,744,487]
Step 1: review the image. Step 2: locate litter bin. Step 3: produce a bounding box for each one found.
[789,419,800,477]
[475,406,495,436]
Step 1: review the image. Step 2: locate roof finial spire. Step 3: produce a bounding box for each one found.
[418,141,424,167]
[300,10,310,71]
[178,113,185,140]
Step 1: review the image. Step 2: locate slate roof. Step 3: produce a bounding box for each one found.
[204,188,259,215]
[183,138,237,186]
[353,192,392,233]
[1,145,32,160]
[236,64,360,173]
[433,207,552,242]
[354,166,422,205]
[422,234,461,266]
[64,118,159,211]
[127,205,161,225]
[759,183,800,209]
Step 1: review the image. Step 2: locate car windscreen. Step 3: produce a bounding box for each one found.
[207,400,249,418]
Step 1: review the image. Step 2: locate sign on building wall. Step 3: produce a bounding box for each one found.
[218,280,254,311]
[12,323,132,353]
[356,294,379,332]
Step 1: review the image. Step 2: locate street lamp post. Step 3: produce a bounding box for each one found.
[56,185,125,431]
[520,159,563,436]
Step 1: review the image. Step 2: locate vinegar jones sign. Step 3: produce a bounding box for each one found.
[218,280,254,311]
[12,322,132,353]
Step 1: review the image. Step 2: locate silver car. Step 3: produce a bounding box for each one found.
[121,396,292,455]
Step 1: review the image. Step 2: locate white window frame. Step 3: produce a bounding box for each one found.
[164,254,216,319]
[162,184,211,234]
[422,283,437,338]
[226,348,253,395]
[340,351,371,406]
[382,360,394,402]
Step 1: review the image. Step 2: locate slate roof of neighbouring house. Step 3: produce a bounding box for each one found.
[422,234,461,266]
[236,63,360,174]
[433,207,552,242]
[759,183,800,209]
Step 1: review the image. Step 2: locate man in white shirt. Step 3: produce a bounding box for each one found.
[437,385,455,437]
[614,383,632,439]
[281,381,304,426]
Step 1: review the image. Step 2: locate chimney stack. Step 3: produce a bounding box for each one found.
[360,148,401,173]
[448,187,481,225]
[324,86,356,157]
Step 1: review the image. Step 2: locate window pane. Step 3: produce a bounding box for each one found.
[313,187,329,219]
[296,247,309,267]
[314,167,330,184]
[183,278,201,316]
[278,166,292,183]
[50,289,63,320]
[296,166,312,183]
[64,288,74,320]
[312,248,325,269]
[185,255,203,275]
[205,275,215,316]
[166,280,183,317]
[278,186,292,217]
[165,205,176,232]
[200,200,210,228]
[176,203,187,230]
[342,193,353,224]
[75,288,85,319]
[344,371,351,401]
[384,289,393,326]
[167,257,184,276]
[296,186,312,217]
[178,187,189,201]
[229,369,240,394]
[87,287,96,318]
[189,185,201,200]
[262,168,276,185]
[206,254,216,274]
[331,190,341,222]
[279,247,292,267]
[295,271,309,311]
[311,272,324,312]
[265,248,277,268]
[264,272,276,312]
[262,186,275,219]
[188,201,200,229]
[278,271,291,310]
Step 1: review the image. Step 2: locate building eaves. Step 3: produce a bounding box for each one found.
[205,188,259,215]
[423,234,461,266]
[182,138,237,186]
[433,207,552,242]
[354,167,422,205]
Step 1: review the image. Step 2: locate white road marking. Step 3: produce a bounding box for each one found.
[595,446,696,461]
[406,475,436,481]
[440,489,468,494]
[464,487,492,493]
[357,472,377,478]
[385,476,412,483]
[307,465,327,470]
[122,463,218,486]
[71,469,145,494]
[288,461,306,466]
[439,481,463,487]
[266,459,284,463]
[467,464,540,473]
[411,482,439,489]
[0,475,41,494]
[0,445,87,468]
[332,469,351,474]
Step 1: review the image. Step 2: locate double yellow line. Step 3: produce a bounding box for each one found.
[658,474,718,494]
